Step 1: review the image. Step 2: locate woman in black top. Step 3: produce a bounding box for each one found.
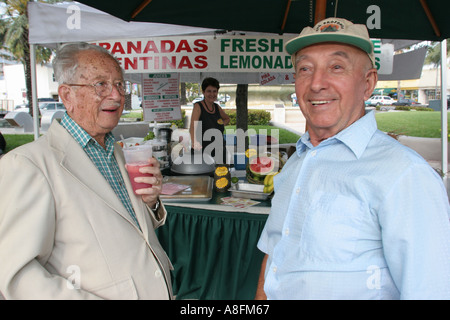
[189,77,230,164]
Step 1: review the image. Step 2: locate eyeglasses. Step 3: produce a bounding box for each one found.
[66,80,131,97]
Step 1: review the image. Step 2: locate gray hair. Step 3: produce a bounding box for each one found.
[52,42,123,84]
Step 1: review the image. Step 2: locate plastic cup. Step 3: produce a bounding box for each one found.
[123,144,153,194]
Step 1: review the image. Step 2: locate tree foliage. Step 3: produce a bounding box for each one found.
[424,40,450,66]
[0,0,63,114]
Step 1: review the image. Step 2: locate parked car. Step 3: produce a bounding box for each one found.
[392,98,421,106]
[365,95,395,106]
[191,97,203,105]
[14,104,30,113]
[39,102,66,115]
[38,98,56,104]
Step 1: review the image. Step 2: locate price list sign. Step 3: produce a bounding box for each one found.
[142,73,182,122]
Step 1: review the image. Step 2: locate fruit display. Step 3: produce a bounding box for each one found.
[246,152,283,185]
[214,164,231,192]
[263,172,278,193]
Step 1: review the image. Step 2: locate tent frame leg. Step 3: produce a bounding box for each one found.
[440,40,448,178]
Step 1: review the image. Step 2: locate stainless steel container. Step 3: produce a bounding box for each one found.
[170,149,215,175]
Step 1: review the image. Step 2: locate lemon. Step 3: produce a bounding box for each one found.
[215,166,228,176]
[245,148,257,158]
[215,177,229,189]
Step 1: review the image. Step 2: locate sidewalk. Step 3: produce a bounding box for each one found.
[0,127,25,135]
[397,135,449,174]
[271,121,306,137]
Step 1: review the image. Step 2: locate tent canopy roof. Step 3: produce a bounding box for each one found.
[28,2,218,47]
[27,2,429,83]
[74,0,450,41]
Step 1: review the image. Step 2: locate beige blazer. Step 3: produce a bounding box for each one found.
[0,121,173,299]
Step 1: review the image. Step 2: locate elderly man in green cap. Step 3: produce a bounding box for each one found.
[256,18,450,300]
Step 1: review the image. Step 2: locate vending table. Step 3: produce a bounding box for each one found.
[156,186,270,300]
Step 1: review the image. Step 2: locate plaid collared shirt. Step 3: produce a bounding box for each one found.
[60,113,140,229]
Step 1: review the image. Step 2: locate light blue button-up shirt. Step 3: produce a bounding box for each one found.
[258,111,450,299]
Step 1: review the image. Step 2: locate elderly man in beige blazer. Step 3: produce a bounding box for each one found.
[0,43,172,299]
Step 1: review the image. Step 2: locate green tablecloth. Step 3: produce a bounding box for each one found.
[156,205,268,300]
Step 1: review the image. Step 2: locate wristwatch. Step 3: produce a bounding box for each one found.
[151,198,160,214]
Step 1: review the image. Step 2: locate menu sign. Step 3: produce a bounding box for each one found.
[94,36,393,74]
[141,73,181,122]
[259,72,295,85]
[94,36,293,73]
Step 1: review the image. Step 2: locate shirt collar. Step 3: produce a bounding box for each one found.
[296,110,378,159]
[60,113,116,153]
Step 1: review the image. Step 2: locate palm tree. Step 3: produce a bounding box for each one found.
[425,40,450,66]
[0,0,57,116]
[424,40,450,100]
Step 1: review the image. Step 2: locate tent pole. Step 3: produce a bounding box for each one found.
[280,0,292,32]
[131,0,153,19]
[30,44,40,140]
[419,0,441,37]
[440,39,448,177]
[314,0,327,23]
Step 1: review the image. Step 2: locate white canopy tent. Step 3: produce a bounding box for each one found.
[27,1,447,175]
[28,2,218,46]
[28,2,298,84]
[27,1,220,138]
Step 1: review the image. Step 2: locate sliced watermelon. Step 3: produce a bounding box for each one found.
[247,155,281,183]
[249,157,274,175]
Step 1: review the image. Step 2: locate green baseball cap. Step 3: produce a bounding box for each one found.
[286,18,375,68]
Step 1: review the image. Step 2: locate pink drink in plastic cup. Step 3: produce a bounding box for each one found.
[126,163,153,194]
[123,144,153,194]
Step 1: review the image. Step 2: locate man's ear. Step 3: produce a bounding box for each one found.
[58,85,75,113]
[364,68,378,101]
